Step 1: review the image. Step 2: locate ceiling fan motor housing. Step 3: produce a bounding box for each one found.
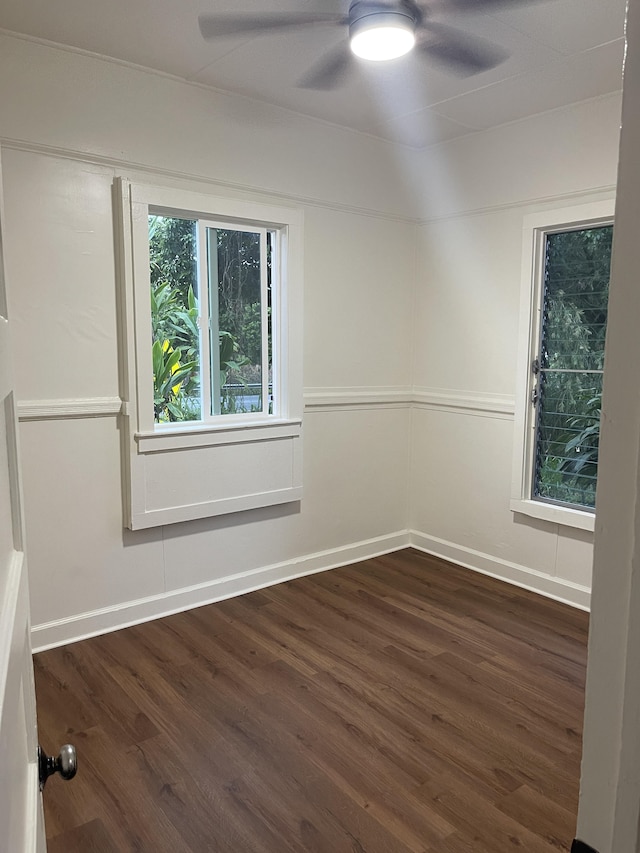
[348,1,418,39]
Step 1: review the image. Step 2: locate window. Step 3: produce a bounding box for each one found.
[512,200,614,531]
[116,180,303,530]
[149,214,276,425]
[532,225,612,509]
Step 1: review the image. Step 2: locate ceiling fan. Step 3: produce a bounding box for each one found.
[198,0,532,89]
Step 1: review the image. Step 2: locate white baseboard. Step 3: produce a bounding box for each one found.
[31,531,411,652]
[410,530,591,611]
[32,527,591,651]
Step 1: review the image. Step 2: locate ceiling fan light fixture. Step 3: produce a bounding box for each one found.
[349,12,416,62]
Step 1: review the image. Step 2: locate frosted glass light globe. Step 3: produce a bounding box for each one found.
[350,14,416,62]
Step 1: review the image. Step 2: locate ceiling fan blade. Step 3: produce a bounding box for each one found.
[198,13,344,40]
[418,22,509,75]
[297,44,353,90]
[428,0,547,11]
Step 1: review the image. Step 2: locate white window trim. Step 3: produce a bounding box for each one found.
[115,179,304,529]
[130,184,302,435]
[135,419,302,454]
[511,198,615,533]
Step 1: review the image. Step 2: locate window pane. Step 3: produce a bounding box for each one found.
[534,371,602,509]
[148,215,201,424]
[209,228,268,416]
[541,227,612,372]
[533,224,612,510]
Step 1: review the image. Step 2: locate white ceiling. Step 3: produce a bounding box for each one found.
[0,0,626,148]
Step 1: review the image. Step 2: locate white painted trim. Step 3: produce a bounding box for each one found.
[418,184,617,226]
[0,137,416,226]
[511,199,615,533]
[136,419,302,453]
[410,529,591,610]
[305,387,516,416]
[413,388,515,419]
[510,498,595,532]
[119,179,305,529]
[12,388,517,420]
[31,531,411,651]
[17,397,123,420]
[113,177,136,530]
[24,763,45,853]
[304,386,413,411]
[1,138,616,228]
[0,550,23,693]
[30,528,591,651]
[129,484,303,530]
[0,551,44,850]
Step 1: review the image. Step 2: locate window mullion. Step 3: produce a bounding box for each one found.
[260,229,269,416]
[270,230,281,418]
[525,230,546,503]
[197,222,212,421]
[206,227,222,417]
[531,231,551,501]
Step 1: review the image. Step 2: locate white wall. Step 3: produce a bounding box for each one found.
[409,93,622,606]
[0,32,625,646]
[0,35,415,648]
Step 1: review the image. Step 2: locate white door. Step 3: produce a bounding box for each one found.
[0,159,47,851]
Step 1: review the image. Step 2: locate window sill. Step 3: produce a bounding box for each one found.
[510,498,595,532]
[135,418,302,454]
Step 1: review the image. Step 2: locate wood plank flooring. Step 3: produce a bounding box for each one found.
[34,549,589,852]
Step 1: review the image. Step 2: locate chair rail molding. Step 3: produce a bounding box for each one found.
[412,388,516,419]
[304,386,413,411]
[17,388,515,420]
[18,397,123,421]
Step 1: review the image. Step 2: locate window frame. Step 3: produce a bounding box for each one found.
[129,184,302,444]
[116,179,304,529]
[193,218,273,423]
[147,212,276,428]
[511,198,615,532]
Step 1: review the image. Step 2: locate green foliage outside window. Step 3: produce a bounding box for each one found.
[149,217,200,422]
[149,215,267,423]
[534,225,612,509]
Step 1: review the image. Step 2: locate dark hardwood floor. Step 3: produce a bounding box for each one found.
[34,548,589,852]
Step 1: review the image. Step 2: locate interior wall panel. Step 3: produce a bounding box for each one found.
[2,152,119,401]
[0,32,625,640]
[409,146,621,592]
[0,65,415,633]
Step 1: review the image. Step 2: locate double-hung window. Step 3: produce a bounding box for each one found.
[512,200,614,531]
[117,180,303,530]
